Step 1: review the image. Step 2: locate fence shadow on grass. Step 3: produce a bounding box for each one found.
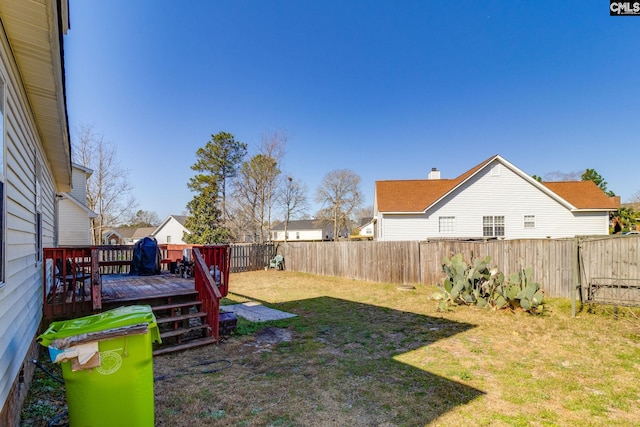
[230,293,484,425]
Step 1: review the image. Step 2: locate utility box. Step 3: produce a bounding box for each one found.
[37,305,161,427]
[219,311,238,335]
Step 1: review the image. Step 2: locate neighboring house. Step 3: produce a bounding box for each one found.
[152,215,190,244]
[0,1,71,424]
[58,163,97,245]
[271,219,336,242]
[374,155,620,241]
[354,217,375,239]
[103,215,191,245]
[103,226,156,245]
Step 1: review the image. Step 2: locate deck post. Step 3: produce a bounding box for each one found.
[91,247,102,310]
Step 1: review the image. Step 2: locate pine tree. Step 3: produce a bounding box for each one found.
[191,132,247,225]
[184,131,246,243]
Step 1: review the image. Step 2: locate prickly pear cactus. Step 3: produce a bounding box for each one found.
[436,254,544,313]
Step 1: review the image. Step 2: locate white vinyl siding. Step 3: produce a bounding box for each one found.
[273,228,324,241]
[379,214,429,241]
[58,200,92,245]
[153,217,189,244]
[0,73,5,287]
[0,36,58,412]
[377,159,612,241]
[69,164,89,204]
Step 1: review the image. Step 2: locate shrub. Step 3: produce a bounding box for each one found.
[433,254,544,313]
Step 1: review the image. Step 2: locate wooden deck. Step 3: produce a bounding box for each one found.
[100,273,196,304]
[43,245,233,353]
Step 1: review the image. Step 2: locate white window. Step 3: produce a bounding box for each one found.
[167,235,172,243]
[439,216,455,233]
[483,216,505,237]
[490,164,501,176]
[524,215,536,228]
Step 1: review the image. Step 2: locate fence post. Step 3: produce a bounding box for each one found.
[571,238,579,317]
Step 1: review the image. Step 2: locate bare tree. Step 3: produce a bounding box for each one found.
[279,176,309,242]
[234,154,280,243]
[315,169,364,240]
[224,196,254,243]
[259,130,287,240]
[73,125,137,244]
[126,210,161,227]
[354,205,374,221]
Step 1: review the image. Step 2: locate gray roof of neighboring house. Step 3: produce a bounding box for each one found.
[359,217,374,227]
[172,215,188,226]
[106,226,156,240]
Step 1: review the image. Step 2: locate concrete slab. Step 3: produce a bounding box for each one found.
[221,301,297,322]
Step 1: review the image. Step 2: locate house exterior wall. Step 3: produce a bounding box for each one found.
[58,200,91,245]
[378,160,611,241]
[273,229,324,242]
[69,165,87,204]
[0,28,57,417]
[153,218,188,244]
[359,224,374,238]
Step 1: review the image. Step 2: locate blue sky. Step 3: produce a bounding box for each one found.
[64,1,640,221]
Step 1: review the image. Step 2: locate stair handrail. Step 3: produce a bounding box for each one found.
[192,247,222,340]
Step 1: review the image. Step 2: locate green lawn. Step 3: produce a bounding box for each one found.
[23,270,640,426]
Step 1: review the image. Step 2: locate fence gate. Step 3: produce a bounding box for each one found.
[577,235,640,315]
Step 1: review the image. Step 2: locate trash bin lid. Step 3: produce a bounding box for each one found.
[38,305,157,347]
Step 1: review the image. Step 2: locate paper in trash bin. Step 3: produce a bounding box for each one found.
[52,341,101,371]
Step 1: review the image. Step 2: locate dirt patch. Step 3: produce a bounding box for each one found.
[243,327,292,352]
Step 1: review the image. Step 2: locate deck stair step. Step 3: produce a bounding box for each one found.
[139,292,218,355]
[156,311,207,325]
[152,301,202,313]
[153,337,218,356]
[160,324,210,339]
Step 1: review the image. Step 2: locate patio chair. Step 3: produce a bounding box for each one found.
[268,254,284,270]
[53,258,91,300]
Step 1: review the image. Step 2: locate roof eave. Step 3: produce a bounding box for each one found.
[0,0,72,191]
[378,211,425,215]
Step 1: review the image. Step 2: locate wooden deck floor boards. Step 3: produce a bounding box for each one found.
[101,273,195,303]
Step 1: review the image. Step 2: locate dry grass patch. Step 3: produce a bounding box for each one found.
[23,270,640,426]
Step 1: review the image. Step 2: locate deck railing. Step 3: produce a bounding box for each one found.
[192,246,231,341]
[43,244,232,339]
[43,247,100,320]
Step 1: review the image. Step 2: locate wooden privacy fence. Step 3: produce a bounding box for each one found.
[280,236,640,300]
[229,243,276,273]
[579,235,640,308]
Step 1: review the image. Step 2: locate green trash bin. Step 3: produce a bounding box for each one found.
[37,305,161,427]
